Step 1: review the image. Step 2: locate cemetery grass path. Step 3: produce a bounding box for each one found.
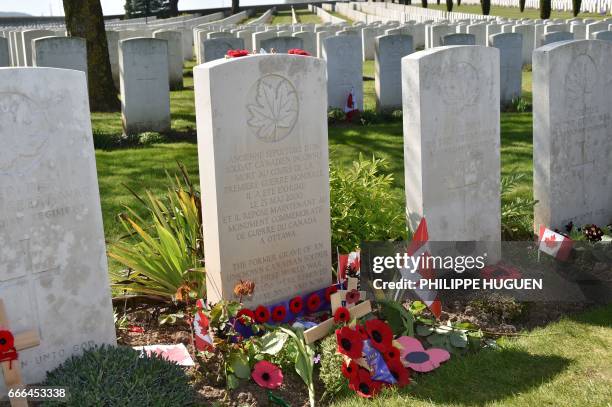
[330,305,612,407]
[271,9,323,25]
[425,4,608,20]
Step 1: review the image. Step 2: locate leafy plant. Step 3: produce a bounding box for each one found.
[378,299,415,337]
[330,154,407,253]
[279,327,316,407]
[416,321,481,354]
[318,334,347,399]
[501,172,538,240]
[328,108,346,124]
[138,131,166,145]
[504,97,532,113]
[109,164,205,300]
[43,345,193,406]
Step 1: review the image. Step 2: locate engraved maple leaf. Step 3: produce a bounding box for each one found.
[544,235,558,249]
[247,77,297,141]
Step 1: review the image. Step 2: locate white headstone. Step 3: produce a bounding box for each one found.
[441,33,476,46]
[293,31,316,56]
[533,40,612,230]
[201,37,244,63]
[194,54,332,306]
[0,67,116,393]
[489,33,522,105]
[153,30,184,90]
[260,36,303,53]
[591,30,612,41]
[467,24,487,46]
[375,34,413,110]
[512,24,535,65]
[106,30,120,89]
[541,31,573,46]
[323,35,363,110]
[402,45,501,246]
[119,38,170,134]
[21,29,54,66]
[32,37,87,75]
[0,37,8,67]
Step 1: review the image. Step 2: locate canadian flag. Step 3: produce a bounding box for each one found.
[194,299,214,352]
[399,218,442,319]
[337,251,360,284]
[538,225,573,261]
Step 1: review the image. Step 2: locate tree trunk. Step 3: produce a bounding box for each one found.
[231,0,239,15]
[63,0,120,112]
[169,0,179,16]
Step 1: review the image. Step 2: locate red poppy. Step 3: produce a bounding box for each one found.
[325,285,338,301]
[335,327,363,359]
[226,49,249,58]
[271,305,287,322]
[289,296,303,314]
[254,305,270,324]
[334,306,351,324]
[355,324,368,339]
[386,359,410,387]
[128,326,145,333]
[346,289,360,304]
[236,308,256,325]
[251,360,283,389]
[306,293,321,312]
[384,346,401,363]
[287,48,311,56]
[341,359,359,380]
[349,368,382,398]
[365,319,394,352]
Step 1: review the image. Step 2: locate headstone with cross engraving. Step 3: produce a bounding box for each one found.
[533,40,612,230]
[0,67,116,395]
[119,38,171,134]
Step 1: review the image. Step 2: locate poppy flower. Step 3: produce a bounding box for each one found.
[306,293,321,312]
[287,48,311,56]
[325,285,338,301]
[251,360,283,389]
[349,368,382,398]
[236,308,256,325]
[226,49,249,58]
[0,330,15,352]
[336,327,364,359]
[341,359,359,380]
[271,305,287,322]
[334,306,351,324]
[346,289,360,304]
[396,336,450,372]
[386,359,410,387]
[383,346,401,363]
[289,296,303,314]
[365,319,394,352]
[254,305,270,324]
[355,324,368,339]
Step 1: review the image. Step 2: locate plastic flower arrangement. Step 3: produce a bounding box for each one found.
[251,360,283,389]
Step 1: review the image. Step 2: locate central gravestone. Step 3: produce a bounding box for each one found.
[0,67,116,394]
[194,55,332,307]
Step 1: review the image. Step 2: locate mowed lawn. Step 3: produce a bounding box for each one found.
[426,3,608,20]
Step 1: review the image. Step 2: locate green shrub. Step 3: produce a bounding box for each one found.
[109,163,205,299]
[43,346,193,406]
[328,108,346,124]
[138,131,166,145]
[318,335,347,399]
[501,172,537,240]
[330,154,407,253]
[502,97,532,113]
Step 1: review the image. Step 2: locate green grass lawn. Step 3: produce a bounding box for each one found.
[271,9,322,25]
[425,3,609,19]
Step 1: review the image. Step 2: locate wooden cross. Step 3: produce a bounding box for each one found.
[0,299,40,407]
[330,277,367,314]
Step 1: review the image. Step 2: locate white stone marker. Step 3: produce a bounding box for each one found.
[441,33,476,46]
[106,30,120,89]
[119,38,170,134]
[362,27,377,60]
[201,38,244,63]
[316,31,333,58]
[260,36,303,53]
[153,30,184,90]
[293,31,316,56]
[402,45,501,244]
[467,24,487,46]
[194,54,332,306]
[21,29,54,66]
[323,35,363,110]
[0,67,116,394]
[375,34,413,110]
[0,37,8,67]
[591,30,612,41]
[541,31,573,46]
[489,33,522,105]
[512,24,535,65]
[32,37,87,75]
[533,40,612,230]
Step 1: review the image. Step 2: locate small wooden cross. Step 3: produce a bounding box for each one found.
[0,299,40,407]
[330,277,367,314]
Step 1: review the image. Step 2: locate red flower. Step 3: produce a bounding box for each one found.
[384,346,401,363]
[306,293,321,312]
[355,324,368,339]
[254,305,270,324]
[334,306,350,324]
[365,319,393,352]
[386,359,410,387]
[336,327,363,359]
[236,308,256,325]
[325,285,338,301]
[251,360,283,389]
[349,368,382,398]
[226,49,249,58]
[346,289,360,304]
[341,359,359,380]
[128,326,144,333]
[271,305,287,322]
[287,48,311,56]
[289,296,303,314]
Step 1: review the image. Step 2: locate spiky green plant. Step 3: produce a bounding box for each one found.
[501,172,538,240]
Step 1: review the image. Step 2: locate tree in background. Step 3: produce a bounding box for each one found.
[540,0,551,18]
[125,0,178,19]
[63,0,119,112]
[481,0,491,15]
[422,0,428,8]
[231,0,239,15]
[437,0,441,5]
[519,0,526,12]
[446,0,453,11]
[457,0,462,6]
[572,0,581,16]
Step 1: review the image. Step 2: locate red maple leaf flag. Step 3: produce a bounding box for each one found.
[538,225,573,261]
[337,251,360,284]
[399,218,442,319]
